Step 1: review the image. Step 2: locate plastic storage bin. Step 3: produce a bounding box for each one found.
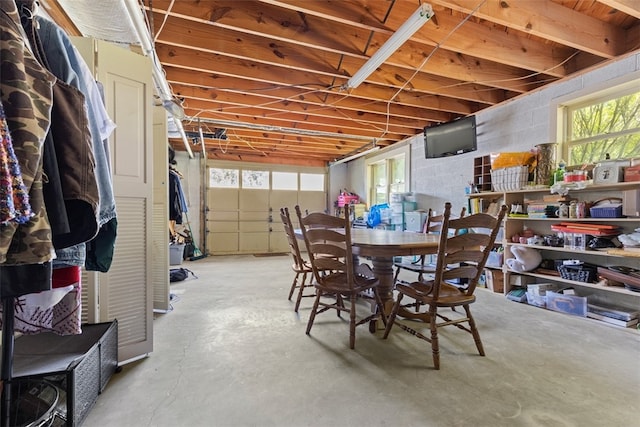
[589,198,623,218]
[526,292,547,308]
[170,243,185,265]
[546,291,587,316]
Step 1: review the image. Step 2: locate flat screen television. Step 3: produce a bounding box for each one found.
[424,115,477,158]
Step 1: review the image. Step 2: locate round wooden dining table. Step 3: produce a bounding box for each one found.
[350,228,440,312]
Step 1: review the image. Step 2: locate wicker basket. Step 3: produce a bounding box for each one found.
[589,198,623,218]
[491,166,529,192]
[557,264,597,283]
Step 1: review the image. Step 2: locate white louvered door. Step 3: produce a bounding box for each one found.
[74,37,154,363]
[152,107,170,312]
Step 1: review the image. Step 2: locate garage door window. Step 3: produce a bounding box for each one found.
[209,168,239,188]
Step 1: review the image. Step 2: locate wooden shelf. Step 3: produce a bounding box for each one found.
[473,155,492,192]
[499,180,640,194]
[464,180,640,330]
[467,191,502,199]
[477,182,640,298]
[506,269,640,296]
[503,242,630,257]
[505,217,638,222]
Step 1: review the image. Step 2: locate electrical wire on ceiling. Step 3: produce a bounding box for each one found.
[226,130,268,156]
[163,0,595,160]
[376,0,488,139]
[151,0,175,41]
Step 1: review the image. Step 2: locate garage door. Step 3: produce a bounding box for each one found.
[206,164,326,255]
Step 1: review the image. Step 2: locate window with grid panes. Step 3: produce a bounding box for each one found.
[562,82,640,165]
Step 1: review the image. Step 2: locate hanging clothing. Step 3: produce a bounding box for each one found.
[84,81,117,272]
[0,1,56,267]
[34,14,117,224]
[0,101,32,225]
[85,217,117,273]
[17,5,100,255]
[169,169,187,224]
[0,0,55,299]
[34,14,118,269]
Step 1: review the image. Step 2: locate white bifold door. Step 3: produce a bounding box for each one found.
[73,37,155,363]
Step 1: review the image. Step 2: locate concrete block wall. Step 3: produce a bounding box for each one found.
[410,51,640,213]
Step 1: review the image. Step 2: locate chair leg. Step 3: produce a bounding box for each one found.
[429,306,440,370]
[288,271,300,301]
[374,289,387,327]
[392,267,401,286]
[336,294,344,318]
[293,272,308,312]
[383,294,403,339]
[349,294,357,349]
[306,291,322,335]
[464,305,485,356]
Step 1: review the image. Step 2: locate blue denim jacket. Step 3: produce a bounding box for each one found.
[36,16,117,266]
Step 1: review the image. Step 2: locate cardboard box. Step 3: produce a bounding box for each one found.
[510,274,535,287]
[484,268,504,293]
[527,283,555,296]
[546,291,587,317]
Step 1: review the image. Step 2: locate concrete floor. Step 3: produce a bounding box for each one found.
[84,255,640,427]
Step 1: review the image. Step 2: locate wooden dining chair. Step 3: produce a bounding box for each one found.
[393,207,467,285]
[383,202,508,369]
[295,204,386,349]
[279,207,315,312]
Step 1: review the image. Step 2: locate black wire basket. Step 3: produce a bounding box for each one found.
[557,263,597,283]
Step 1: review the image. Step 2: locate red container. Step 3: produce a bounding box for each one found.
[624,165,640,182]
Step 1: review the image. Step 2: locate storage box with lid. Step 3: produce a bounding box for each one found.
[546,291,588,316]
[404,211,428,232]
[525,283,555,308]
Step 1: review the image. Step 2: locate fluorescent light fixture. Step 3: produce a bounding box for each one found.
[123,0,193,158]
[162,99,185,120]
[344,3,434,90]
[330,146,380,166]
